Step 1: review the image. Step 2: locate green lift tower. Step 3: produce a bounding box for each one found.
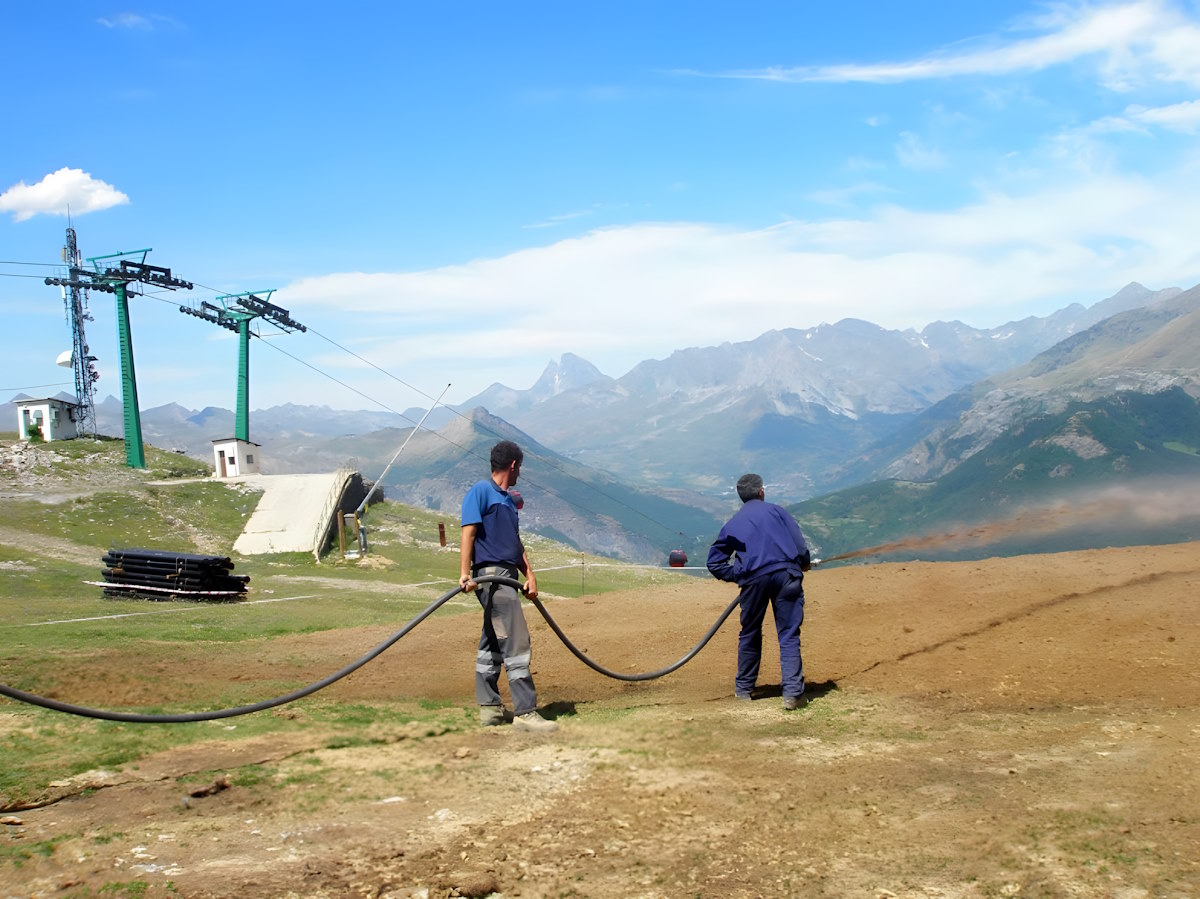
[46,249,193,468]
[179,291,306,443]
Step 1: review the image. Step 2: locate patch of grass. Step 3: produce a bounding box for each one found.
[228,764,271,788]
[0,549,94,602]
[579,704,638,724]
[416,697,457,711]
[0,709,291,810]
[280,762,328,787]
[323,735,372,750]
[1052,809,1147,870]
[308,702,395,728]
[97,881,150,897]
[3,485,254,556]
[1164,440,1198,456]
[0,837,58,866]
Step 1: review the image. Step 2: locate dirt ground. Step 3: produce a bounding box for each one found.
[2,541,1199,898]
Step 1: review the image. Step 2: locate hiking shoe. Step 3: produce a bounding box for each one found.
[513,711,558,733]
[782,694,810,711]
[735,691,752,701]
[479,705,506,726]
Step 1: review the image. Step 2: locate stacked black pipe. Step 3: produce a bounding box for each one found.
[100,548,249,601]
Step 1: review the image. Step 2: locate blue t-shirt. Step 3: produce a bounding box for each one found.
[461,478,525,571]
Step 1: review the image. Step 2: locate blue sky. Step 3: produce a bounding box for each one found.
[4,1,1200,418]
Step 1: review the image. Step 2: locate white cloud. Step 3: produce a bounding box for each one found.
[0,168,130,222]
[524,207,598,229]
[98,13,153,29]
[279,165,1200,398]
[713,1,1200,90]
[807,181,893,207]
[97,13,180,30]
[1126,99,1200,131]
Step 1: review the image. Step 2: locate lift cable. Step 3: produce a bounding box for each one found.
[0,271,58,280]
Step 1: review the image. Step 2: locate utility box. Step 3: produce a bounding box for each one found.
[212,437,261,478]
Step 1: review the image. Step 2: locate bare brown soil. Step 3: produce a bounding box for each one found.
[3,541,1199,898]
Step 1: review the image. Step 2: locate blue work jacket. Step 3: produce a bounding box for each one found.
[707,498,810,586]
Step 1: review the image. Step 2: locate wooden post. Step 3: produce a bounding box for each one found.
[438,522,447,547]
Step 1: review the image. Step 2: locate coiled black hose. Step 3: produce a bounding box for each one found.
[0,575,738,723]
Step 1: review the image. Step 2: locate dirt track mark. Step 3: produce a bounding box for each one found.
[845,568,1197,679]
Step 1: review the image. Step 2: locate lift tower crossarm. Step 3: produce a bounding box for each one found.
[177,290,305,443]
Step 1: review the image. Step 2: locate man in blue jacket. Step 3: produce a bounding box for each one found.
[707,473,813,710]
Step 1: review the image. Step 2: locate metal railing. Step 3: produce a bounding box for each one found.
[312,467,356,561]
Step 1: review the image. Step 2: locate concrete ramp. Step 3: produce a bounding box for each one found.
[233,470,357,556]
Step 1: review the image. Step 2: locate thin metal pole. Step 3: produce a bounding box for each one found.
[356,383,450,515]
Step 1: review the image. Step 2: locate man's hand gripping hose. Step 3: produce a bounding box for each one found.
[0,575,742,722]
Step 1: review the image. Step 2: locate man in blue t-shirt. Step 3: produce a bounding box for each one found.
[707,473,813,710]
[460,440,557,733]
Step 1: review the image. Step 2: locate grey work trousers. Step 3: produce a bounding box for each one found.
[474,569,538,715]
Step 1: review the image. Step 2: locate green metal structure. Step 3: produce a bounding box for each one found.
[46,249,192,468]
[179,291,306,443]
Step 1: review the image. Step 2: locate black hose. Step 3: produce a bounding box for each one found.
[0,575,737,722]
[527,590,741,681]
[0,576,467,723]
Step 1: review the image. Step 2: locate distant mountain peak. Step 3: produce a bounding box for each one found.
[530,354,610,398]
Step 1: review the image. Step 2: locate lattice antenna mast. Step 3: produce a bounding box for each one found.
[46,249,193,468]
[58,226,100,436]
[179,290,306,443]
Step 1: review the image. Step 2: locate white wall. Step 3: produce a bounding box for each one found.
[17,400,79,442]
[212,439,261,477]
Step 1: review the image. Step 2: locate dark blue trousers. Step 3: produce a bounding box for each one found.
[736,570,805,698]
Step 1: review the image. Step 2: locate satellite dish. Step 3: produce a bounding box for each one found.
[56,350,73,368]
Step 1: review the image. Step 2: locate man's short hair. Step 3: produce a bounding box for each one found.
[736,473,764,503]
[490,440,524,472]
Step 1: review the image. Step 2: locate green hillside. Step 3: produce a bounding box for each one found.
[792,388,1200,561]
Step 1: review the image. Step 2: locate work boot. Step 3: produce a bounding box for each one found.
[513,710,558,733]
[480,705,506,726]
[782,694,810,711]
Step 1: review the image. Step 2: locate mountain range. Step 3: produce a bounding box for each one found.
[7,281,1198,561]
[450,281,1184,498]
